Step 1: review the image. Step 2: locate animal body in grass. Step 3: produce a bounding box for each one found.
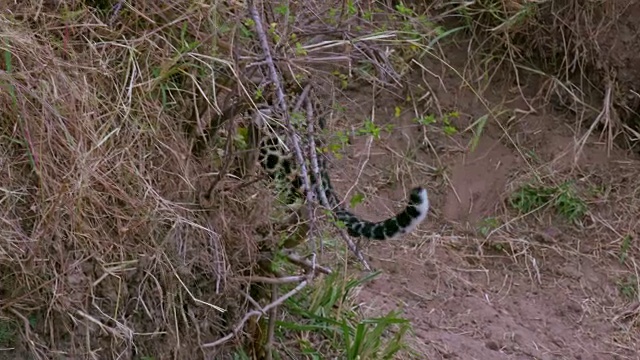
[258,134,429,241]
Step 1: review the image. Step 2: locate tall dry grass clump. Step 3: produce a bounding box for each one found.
[0,2,260,358]
[0,0,435,358]
[435,0,640,152]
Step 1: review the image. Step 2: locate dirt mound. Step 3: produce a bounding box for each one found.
[543,0,640,145]
[427,0,640,152]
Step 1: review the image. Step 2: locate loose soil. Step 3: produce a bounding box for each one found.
[328,42,640,359]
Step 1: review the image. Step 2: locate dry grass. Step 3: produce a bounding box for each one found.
[0,1,439,358]
[427,0,640,159]
[2,0,640,358]
[0,1,248,358]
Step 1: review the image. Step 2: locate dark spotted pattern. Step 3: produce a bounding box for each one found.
[257,137,429,240]
[251,83,429,240]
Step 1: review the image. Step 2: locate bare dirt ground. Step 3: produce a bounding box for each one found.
[327,44,640,359]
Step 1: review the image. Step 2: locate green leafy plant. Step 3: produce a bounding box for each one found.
[357,119,383,139]
[294,41,308,56]
[553,182,588,222]
[510,184,556,214]
[241,18,255,37]
[469,114,489,151]
[415,114,437,126]
[278,272,412,359]
[478,217,500,237]
[322,130,349,158]
[510,182,587,222]
[442,111,459,135]
[332,71,349,89]
[617,276,638,300]
[350,192,365,208]
[414,111,460,136]
[618,234,633,265]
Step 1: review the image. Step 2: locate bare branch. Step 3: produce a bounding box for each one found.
[284,250,332,275]
[201,279,310,348]
[247,0,371,269]
[236,275,308,284]
[265,284,278,360]
[305,96,371,270]
[247,0,319,250]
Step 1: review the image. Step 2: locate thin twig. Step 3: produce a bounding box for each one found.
[205,116,238,198]
[239,290,264,313]
[575,80,613,161]
[164,253,225,313]
[293,84,318,255]
[201,279,310,348]
[236,275,307,284]
[109,0,125,26]
[293,83,312,112]
[9,308,39,356]
[247,0,318,246]
[305,96,371,270]
[248,1,372,269]
[284,250,332,274]
[305,96,322,252]
[265,284,278,360]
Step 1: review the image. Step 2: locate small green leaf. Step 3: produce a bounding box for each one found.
[350,193,365,208]
[620,234,632,264]
[443,125,457,136]
[415,114,436,125]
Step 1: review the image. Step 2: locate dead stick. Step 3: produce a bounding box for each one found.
[247,0,319,247]
[247,0,369,268]
[248,0,370,270]
[236,275,307,284]
[284,250,332,275]
[201,279,310,348]
[265,284,278,360]
[305,96,371,270]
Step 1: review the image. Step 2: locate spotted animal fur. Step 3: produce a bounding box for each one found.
[254,88,429,240]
